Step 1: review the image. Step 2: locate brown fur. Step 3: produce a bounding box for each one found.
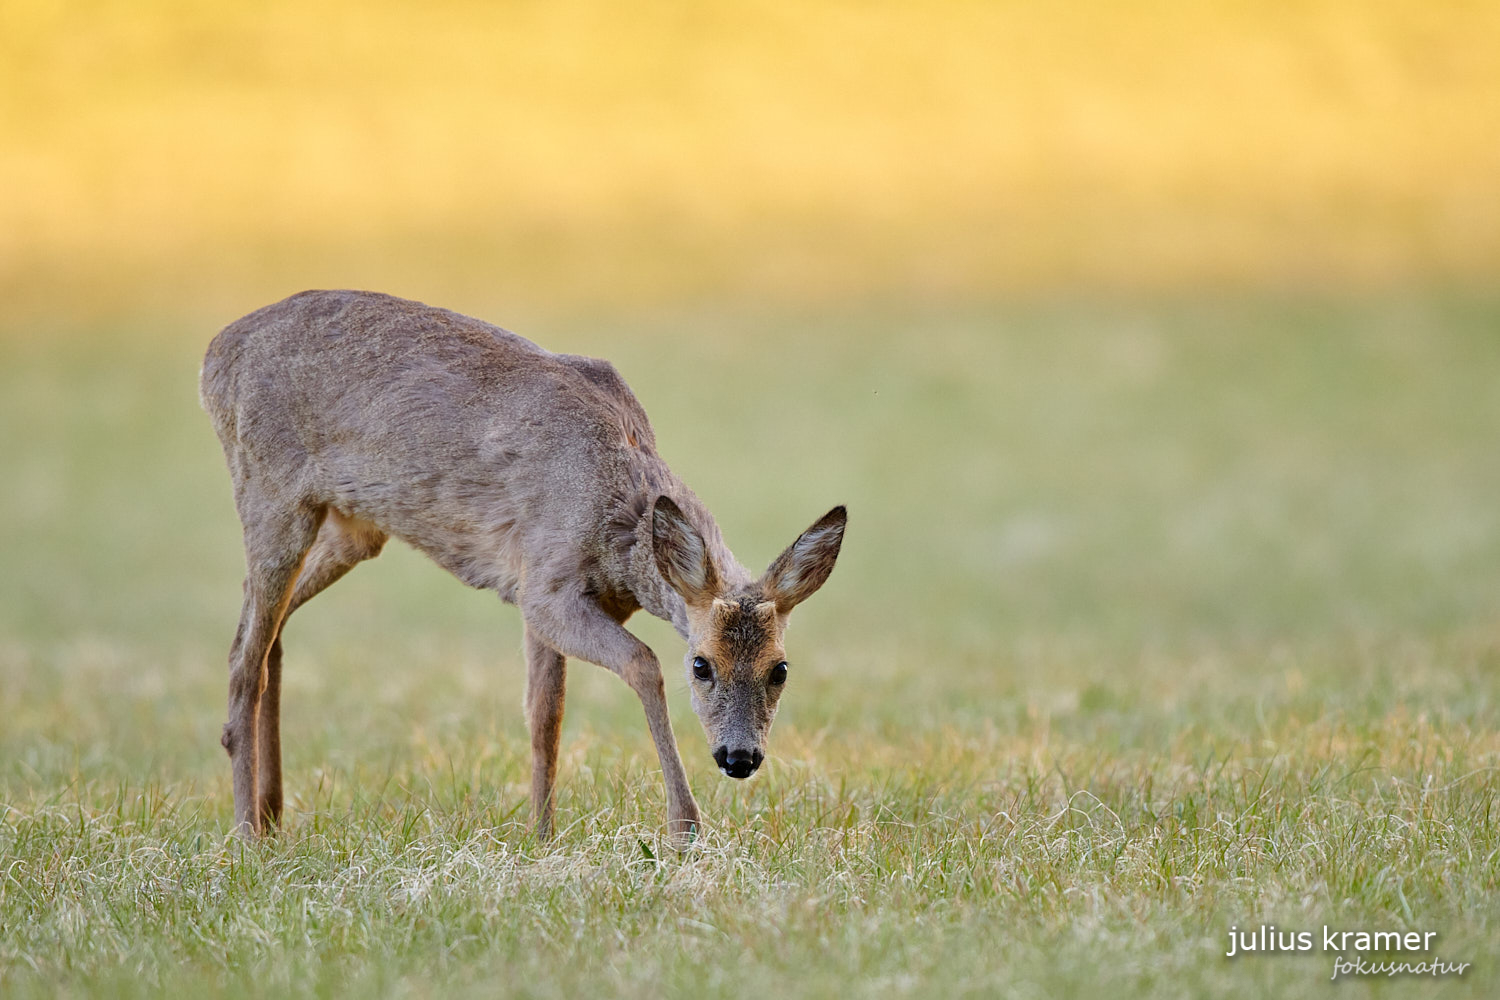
[201,290,847,843]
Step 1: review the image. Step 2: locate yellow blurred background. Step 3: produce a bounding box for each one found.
[3,0,1498,329]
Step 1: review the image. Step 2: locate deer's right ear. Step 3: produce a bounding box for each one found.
[652,495,719,607]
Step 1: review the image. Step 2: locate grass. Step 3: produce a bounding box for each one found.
[2,293,1499,996]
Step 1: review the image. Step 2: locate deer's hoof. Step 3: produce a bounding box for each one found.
[667,812,701,851]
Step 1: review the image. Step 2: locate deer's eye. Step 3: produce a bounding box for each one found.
[692,656,714,681]
[769,661,788,685]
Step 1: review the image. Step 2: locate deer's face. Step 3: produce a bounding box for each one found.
[652,497,847,781]
[684,598,789,778]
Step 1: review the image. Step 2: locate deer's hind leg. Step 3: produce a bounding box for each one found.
[257,511,388,830]
[223,496,324,837]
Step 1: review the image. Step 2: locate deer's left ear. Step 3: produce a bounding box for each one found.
[761,506,847,614]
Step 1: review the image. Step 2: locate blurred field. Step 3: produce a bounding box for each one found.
[2,295,1499,996]
[4,0,1500,326]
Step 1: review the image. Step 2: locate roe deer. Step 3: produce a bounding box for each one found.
[200,290,847,842]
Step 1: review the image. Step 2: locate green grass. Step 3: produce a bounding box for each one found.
[2,294,1498,997]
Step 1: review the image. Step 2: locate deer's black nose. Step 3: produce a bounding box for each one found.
[714,746,763,779]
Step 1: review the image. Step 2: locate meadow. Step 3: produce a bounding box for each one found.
[2,294,1498,997]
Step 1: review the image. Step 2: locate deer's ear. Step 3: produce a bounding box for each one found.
[761,506,847,614]
[652,495,719,608]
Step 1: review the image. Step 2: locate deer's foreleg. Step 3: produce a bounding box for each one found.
[523,627,567,840]
[521,588,700,846]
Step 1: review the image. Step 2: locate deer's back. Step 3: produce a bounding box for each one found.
[201,290,662,593]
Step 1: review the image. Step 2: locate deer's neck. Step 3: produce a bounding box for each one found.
[626,533,692,637]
